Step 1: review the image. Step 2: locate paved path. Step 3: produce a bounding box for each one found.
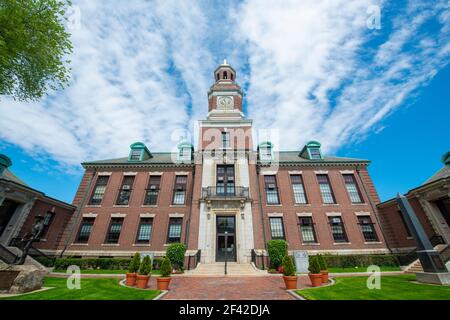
[161,275,310,300]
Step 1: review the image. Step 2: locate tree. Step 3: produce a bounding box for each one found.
[0,0,73,101]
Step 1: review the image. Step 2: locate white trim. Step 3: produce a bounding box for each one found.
[340,170,355,174]
[314,170,328,174]
[326,212,342,217]
[123,172,138,176]
[111,213,127,218]
[267,212,283,217]
[296,212,312,217]
[140,213,156,218]
[82,213,97,218]
[169,213,185,218]
[174,171,189,176]
[355,211,371,216]
[260,170,278,175]
[148,172,163,176]
[98,172,112,176]
[288,171,303,175]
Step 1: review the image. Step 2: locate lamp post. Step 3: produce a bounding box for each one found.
[224,231,228,275]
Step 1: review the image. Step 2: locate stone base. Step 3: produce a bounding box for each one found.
[0,264,48,294]
[416,272,450,285]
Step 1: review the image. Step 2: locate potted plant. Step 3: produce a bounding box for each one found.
[281,255,297,290]
[156,257,172,290]
[267,239,288,273]
[317,254,329,283]
[308,256,322,287]
[136,255,152,289]
[126,252,140,286]
[166,243,187,273]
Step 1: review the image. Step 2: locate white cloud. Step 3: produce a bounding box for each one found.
[0,0,449,170]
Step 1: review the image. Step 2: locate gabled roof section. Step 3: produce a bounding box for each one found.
[82,152,194,168]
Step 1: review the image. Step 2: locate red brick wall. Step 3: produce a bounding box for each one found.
[255,165,387,252]
[65,167,195,255]
[19,199,74,250]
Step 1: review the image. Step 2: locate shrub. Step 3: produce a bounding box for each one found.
[317,254,327,271]
[160,257,172,278]
[53,258,132,270]
[128,252,141,273]
[308,256,321,274]
[152,258,163,270]
[322,254,398,269]
[139,255,152,275]
[267,240,288,269]
[282,255,296,276]
[166,243,187,271]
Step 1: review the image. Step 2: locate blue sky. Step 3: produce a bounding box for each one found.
[0,0,449,203]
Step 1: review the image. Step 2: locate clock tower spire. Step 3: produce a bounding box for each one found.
[208,60,243,113]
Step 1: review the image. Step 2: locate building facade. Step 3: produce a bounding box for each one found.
[56,62,388,263]
[377,152,450,252]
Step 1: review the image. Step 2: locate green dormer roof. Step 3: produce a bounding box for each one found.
[299,141,323,160]
[128,142,152,162]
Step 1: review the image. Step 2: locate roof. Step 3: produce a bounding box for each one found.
[82,151,369,167]
[1,168,28,187]
[423,165,450,184]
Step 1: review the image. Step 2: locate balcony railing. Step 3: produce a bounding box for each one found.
[202,186,249,199]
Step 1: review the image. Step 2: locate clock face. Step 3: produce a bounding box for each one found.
[217,96,234,110]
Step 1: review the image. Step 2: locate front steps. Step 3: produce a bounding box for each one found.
[186,262,267,276]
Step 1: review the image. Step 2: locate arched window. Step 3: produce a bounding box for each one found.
[231,73,234,80]
[223,71,228,79]
[216,73,219,81]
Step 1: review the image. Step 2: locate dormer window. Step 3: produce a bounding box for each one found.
[177,141,194,161]
[309,148,322,160]
[300,141,323,160]
[128,142,152,162]
[258,141,273,161]
[129,149,142,161]
[179,147,191,161]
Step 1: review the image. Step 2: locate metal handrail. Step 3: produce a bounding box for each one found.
[251,249,266,270]
[202,186,249,199]
[187,249,202,270]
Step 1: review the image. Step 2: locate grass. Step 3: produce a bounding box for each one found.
[53,269,161,275]
[296,274,450,300]
[1,277,160,300]
[327,266,401,273]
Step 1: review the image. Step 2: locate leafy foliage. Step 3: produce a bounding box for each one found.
[54,257,132,270]
[322,254,398,268]
[166,243,187,271]
[160,257,172,278]
[267,239,288,269]
[0,0,73,101]
[308,256,321,274]
[128,252,141,273]
[317,254,327,271]
[282,255,296,276]
[138,255,152,275]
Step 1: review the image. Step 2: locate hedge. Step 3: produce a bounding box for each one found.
[322,254,399,268]
[54,257,165,270]
[267,240,288,269]
[166,243,187,271]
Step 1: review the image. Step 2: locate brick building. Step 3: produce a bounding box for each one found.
[54,61,388,263]
[377,152,450,252]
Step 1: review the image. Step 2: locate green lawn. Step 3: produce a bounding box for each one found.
[1,277,160,300]
[327,266,401,273]
[53,269,161,275]
[297,274,450,300]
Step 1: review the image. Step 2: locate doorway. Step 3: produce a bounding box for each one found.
[216,216,236,262]
[0,199,19,238]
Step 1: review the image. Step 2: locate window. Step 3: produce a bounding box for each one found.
[291,175,308,204]
[269,217,285,239]
[167,218,182,243]
[222,132,230,149]
[317,174,336,204]
[264,175,280,204]
[105,218,124,244]
[260,147,272,161]
[41,211,55,238]
[136,218,153,243]
[144,176,161,205]
[398,210,412,237]
[172,175,187,205]
[358,216,378,242]
[89,176,109,205]
[309,148,322,160]
[179,147,191,161]
[223,71,228,79]
[129,149,142,161]
[76,218,95,243]
[329,216,348,242]
[116,176,135,205]
[343,174,363,204]
[299,217,317,243]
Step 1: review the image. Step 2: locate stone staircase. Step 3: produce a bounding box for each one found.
[404,244,450,274]
[186,262,267,276]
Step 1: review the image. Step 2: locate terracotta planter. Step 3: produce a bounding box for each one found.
[156,277,171,290]
[136,274,150,289]
[321,270,329,284]
[126,273,137,286]
[308,273,322,287]
[282,276,298,290]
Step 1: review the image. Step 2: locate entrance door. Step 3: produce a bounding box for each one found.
[0,200,19,238]
[216,165,235,196]
[216,216,236,262]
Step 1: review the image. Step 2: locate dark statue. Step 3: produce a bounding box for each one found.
[14,215,45,265]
